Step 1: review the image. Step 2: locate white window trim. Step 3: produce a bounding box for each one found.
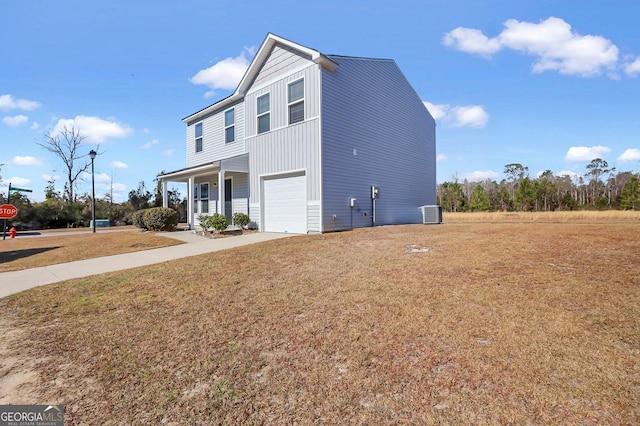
[224,108,235,143]
[288,78,305,125]
[257,92,271,134]
[195,122,203,153]
[195,181,210,214]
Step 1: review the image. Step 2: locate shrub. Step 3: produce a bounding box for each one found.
[132,210,148,230]
[143,207,178,231]
[208,213,228,232]
[197,214,210,233]
[232,212,250,228]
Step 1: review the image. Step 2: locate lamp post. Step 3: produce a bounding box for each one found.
[89,149,97,233]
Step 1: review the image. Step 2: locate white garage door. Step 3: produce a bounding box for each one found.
[262,173,307,233]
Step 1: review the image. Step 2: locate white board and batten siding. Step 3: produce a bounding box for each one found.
[252,44,313,88]
[320,56,436,232]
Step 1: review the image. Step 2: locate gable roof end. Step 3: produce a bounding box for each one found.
[183,33,338,123]
[236,33,338,94]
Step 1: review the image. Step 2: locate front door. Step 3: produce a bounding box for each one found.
[225,178,232,223]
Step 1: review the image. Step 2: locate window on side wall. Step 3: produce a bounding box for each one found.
[257,93,270,134]
[225,108,235,143]
[200,183,209,214]
[288,79,304,125]
[195,122,203,152]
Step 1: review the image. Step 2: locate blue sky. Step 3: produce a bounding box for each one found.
[1,0,639,202]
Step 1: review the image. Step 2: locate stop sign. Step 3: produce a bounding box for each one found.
[0,204,18,219]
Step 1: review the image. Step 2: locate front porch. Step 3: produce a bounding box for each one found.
[158,154,249,231]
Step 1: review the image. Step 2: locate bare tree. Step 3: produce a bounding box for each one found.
[38,125,98,203]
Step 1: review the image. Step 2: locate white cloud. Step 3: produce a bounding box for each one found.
[12,155,43,166]
[618,148,640,162]
[190,47,254,97]
[53,116,132,143]
[111,161,128,169]
[423,101,450,120]
[5,176,30,187]
[444,17,620,77]
[565,145,611,162]
[460,170,501,181]
[140,139,159,150]
[163,149,175,157]
[451,105,489,128]
[94,172,112,184]
[443,27,502,58]
[423,100,489,128]
[42,173,60,183]
[436,154,447,162]
[30,121,40,130]
[623,57,640,77]
[0,94,41,111]
[2,115,28,127]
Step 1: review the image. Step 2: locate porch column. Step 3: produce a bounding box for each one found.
[162,180,168,208]
[187,176,194,230]
[218,169,225,217]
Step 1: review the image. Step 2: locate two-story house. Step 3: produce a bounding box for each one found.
[158,33,436,233]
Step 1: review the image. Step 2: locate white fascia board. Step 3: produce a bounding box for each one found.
[182,94,242,124]
[158,161,221,181]
[183,33,338,124]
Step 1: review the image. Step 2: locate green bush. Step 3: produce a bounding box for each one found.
[208,213,228,232]
[197,214,210,232]
[232,212,250,228]
[143,207,178,231]
[132,210,147,230]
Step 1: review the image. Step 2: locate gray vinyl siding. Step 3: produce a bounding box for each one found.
[245,56,323,233]
[245,66,320,136]
[320,56,436,232]
[252,44,313,88]
[186,101,245,168]
[246,118,321,202]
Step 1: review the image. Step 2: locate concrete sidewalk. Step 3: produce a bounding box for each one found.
[0,231,294,299]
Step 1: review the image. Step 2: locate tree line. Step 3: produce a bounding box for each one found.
[438,160,640,212]
[1,125,186,229]
[1,176,187,230]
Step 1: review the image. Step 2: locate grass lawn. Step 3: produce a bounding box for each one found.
[0,229,183,272]
[1,217,639,424]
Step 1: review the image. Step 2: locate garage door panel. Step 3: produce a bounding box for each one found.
[263,173,306,234]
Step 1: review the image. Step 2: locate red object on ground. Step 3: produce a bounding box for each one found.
[9,227,17,238]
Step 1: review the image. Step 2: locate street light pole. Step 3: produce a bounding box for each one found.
[89,150,97,233]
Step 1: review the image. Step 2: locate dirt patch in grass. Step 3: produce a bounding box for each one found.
[1,222,639,424]
[0,231,183,272]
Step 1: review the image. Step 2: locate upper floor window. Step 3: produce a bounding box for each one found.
[288,79,304,125]
[257,93,270,134]
[195,122,203,152]
[224,108,235,143]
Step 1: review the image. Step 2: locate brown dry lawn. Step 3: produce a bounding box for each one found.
[0,229,182,272]
[1,216,639,424]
